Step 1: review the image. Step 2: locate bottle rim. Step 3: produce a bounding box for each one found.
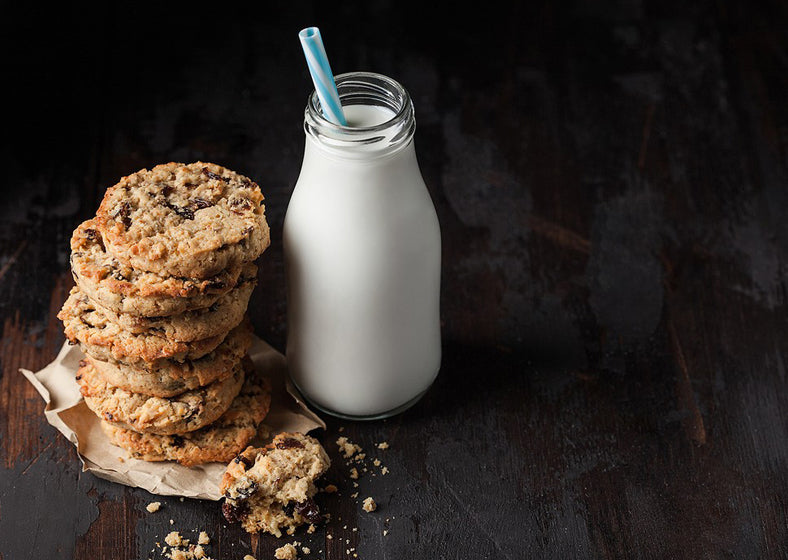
[304,72,415,157]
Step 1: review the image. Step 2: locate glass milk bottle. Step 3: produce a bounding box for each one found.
[284,72,441,420]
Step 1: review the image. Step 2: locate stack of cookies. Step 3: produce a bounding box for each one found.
[58,162,273,466]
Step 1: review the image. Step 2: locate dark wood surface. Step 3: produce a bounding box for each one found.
[2,1,787,558]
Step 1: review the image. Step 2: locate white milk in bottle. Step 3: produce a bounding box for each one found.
[284,72,441,419]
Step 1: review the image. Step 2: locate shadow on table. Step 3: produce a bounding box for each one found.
[400,336,590,425]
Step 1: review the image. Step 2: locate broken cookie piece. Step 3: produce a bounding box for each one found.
[220,432,330,537]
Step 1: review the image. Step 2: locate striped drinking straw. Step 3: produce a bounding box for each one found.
[298,27,347,126]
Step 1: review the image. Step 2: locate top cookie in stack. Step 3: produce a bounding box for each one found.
[95,162,269,279]
[58,162,272,466]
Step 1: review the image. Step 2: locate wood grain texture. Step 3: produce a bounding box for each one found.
[2,1,787,559]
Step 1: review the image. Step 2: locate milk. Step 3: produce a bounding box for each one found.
[342,104,394,128]
[284,72,441,419]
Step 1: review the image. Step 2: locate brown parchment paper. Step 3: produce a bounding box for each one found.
[20,336,325,500]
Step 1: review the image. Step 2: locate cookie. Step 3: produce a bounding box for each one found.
[95,162,270,279]
[220,432,331,536]
[95,272,256,341]
[101,364,272,466]
[77,357,244,435]
[70,219,246,317]
[59,287,227,364]
[88,320,251,397]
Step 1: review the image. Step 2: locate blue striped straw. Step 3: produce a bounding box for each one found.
[298,27,347,126]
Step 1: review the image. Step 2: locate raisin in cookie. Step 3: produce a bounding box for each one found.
[95,272,255,341]
[101,363,272,466]
[88,320,251,397]
[59,288,229,364]
[220,432,330,537]
[95,162,270,279]
[77,357,244,435]
[70,219,245,317]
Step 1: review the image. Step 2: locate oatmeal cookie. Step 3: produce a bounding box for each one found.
[59,288,228,364]
[102,363,271,466]
[95,162,270,279]
[70,219,245,317]
[77,357,244,435]
[88,319,251,397]
[89,320,251,396]
[95,272,255,341]
[220,432,330,536]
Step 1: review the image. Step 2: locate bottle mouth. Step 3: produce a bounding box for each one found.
[305,72,415,156]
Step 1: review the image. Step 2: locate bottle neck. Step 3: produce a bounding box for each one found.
[304,72,416,160]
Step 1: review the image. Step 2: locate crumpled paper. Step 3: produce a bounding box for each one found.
[21,336,325,500]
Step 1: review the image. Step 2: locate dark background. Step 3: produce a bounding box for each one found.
[2,1,787,558]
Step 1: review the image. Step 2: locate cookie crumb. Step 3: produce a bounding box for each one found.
[383,530,389,536]
[381,467,389,475]
[323,484,338,494]
[306,524,316,534]
[169,519,175,525]
[373,459,381,467]
[164,532,187,547]
[197,531,210,545]
[146,501,161,513]
[302,546,311,554]
[274,543,298,559]
[376,442,389,450]
[362,497,377,512]
[157,531,217,560]
[327,534,333,540]
[243,555,256,560]
[349,468,359,480]
[336,437,362,459]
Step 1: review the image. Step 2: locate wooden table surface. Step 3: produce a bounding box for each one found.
[2,1,787,559]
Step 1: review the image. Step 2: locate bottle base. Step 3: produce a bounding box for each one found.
[288,377,430,421]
